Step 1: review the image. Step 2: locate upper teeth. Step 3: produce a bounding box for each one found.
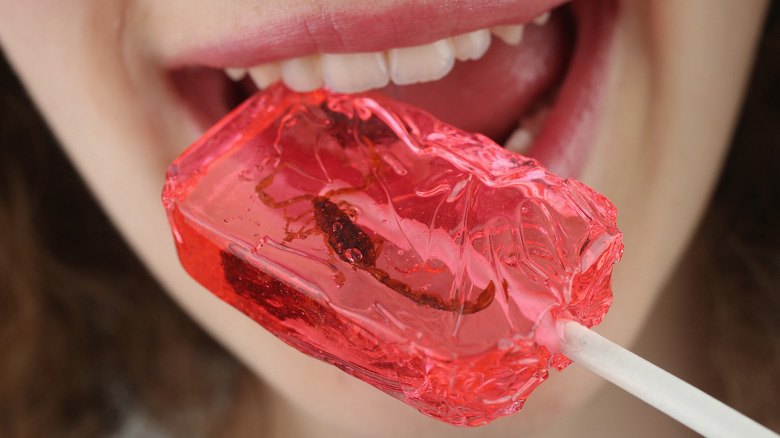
[323,52,390,93]
[248,62,282,89]
[388,39,455,86]
[224,11,551,94]
[452,29,491,62]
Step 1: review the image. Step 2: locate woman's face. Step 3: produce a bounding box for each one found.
[0,0,768,436]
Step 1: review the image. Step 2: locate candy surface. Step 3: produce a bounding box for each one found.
[162,84,623,426]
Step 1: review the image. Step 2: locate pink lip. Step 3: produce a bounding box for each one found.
[529,0,618,177]
[169,0,618,179]
[168,0,570,69]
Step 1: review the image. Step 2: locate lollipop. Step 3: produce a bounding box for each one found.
[163,84,778,437]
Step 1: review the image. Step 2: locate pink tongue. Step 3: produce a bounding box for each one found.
[163,85,622,426]
[379,13,571,141]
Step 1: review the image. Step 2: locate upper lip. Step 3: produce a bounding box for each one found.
[166,0,569,69]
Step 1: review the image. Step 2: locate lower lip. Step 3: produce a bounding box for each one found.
[528,0,618,178]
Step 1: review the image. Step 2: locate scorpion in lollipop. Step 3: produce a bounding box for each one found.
[254,138,496,315]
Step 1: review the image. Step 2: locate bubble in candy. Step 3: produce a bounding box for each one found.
[162,84,623,426]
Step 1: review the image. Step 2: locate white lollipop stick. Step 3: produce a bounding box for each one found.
[559,321,779,438]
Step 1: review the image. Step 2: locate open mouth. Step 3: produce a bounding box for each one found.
[169,0,617,178]
[162,0,623,424]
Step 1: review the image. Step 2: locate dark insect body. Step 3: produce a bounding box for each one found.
[254,146,495,314]
[312,196,378,269]
[309,195,496,315]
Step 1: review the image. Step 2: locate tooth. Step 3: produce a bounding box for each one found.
[491,24,525,46]
[451,29,491,62]
[225,68,247,81]
[533,12,551,26]
[248,62,281,89]
[388,38,455,86]
[280,55,323,92]
[504,127,534,155]
[322,52,389,93]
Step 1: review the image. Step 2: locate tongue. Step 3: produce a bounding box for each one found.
[378,12,571,142]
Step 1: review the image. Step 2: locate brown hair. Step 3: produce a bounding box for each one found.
[699,3,780,428]
[1,6,779,436]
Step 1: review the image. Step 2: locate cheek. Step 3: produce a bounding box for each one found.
[0,0,201,284]
[579,0,768,346]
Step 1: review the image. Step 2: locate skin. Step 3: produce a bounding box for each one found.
[0,1,769,437]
